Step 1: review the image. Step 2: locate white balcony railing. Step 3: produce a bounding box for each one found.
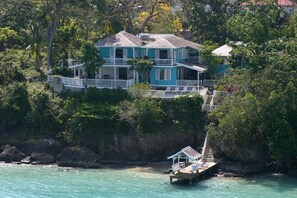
[177,80,201,86]
[104,58,129,65]
[54,76,134,89]
[152,59,174,66]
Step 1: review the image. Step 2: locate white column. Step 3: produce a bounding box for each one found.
[113,47,116,65]
[171,48,174,65]
[74,68,76,77]
[197,71,200,93]
[78,68,81,77]
[132,47,135,58]
[114,67,117,80]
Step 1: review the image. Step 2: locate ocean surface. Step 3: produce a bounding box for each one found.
[0,163,297,198]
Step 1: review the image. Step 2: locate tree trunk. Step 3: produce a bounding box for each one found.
[46,0,63,72]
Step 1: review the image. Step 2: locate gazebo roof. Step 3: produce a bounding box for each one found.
[167,146,202,161]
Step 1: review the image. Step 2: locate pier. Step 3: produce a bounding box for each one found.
[167,132,219,184]
[169,161,219,184]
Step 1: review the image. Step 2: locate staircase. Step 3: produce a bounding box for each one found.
[202,95,213,112]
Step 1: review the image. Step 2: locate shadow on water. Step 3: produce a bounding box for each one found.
[243,173,297,193]
[168,177,212,191]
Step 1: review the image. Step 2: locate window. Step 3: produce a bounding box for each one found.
[116,49,123,58]
[178,49,188,59]
[156,69,171,80]
[159,50,168,59]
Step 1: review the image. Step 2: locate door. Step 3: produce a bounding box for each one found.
[119,68,127,80]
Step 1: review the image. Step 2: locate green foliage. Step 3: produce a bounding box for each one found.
[115,98,165,133]
[128,56,154,83]
[0,27,19,51]
[0,83,31,131]
[209,38,297,167]
[0,51,25,85]
[226,2,283,44]
[25,91,63,134]
[189,0,239,43]
[128,83,151,98]
[165,94,204,131]
[201,41,221,78]
[81,41,105,79]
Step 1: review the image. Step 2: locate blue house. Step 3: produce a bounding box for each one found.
[51,31,207,95]
[95,31,205,88]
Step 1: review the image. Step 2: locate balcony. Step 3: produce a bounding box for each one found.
[104,58,129,66]
[48,75,135,90]
[152,59,174,66]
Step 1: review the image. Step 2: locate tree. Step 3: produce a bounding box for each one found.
[189,0,239,43]
[80,41,105,92]
[200,41,221,79]
[0,28,18,51]
[128,56,154,83]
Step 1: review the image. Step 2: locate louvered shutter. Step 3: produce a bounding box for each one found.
[155,49,159,59]
[123,49,128,59]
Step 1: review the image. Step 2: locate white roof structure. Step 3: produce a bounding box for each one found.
[167,146,202,163]
[95,31,143,47]
[212,44,233,57]
[95,31,203,49]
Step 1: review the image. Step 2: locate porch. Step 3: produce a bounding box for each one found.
[48,75,135,89]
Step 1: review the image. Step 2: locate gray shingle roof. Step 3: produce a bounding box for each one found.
[95,31,202,49]
[144,35,202,49]
[95,31,143,47]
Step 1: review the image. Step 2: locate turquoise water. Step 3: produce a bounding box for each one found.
[1,163,297,198]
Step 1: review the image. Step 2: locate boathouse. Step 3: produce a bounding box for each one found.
[167,146,202,165]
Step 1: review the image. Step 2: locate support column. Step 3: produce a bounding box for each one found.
[74,68,76,77]
[78,68,81,77]
[99,67,102,79]
[132,47,135,58]
[113,47,116,65]
[114,67,117,80]
[197,71,200,93]
[171,48,174,65]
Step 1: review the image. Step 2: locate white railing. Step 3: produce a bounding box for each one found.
[57,76,134,89]
[104,58,129,65]
[202,80,218,87]
[61,77,85,87]
[152,59,174,66]
[177,80,201,86]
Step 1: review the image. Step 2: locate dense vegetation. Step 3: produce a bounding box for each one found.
[0,0,297,171]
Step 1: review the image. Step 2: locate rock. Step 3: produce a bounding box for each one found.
[57,146,101,168]
[18,139,62,156]
[0,145,25,162]
[31,152,55,164]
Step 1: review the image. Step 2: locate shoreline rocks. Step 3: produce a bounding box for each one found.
[0,145,25,162]
[57,146,101,168]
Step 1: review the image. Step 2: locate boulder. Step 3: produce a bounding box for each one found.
[57,146,101,168]
[0,145,25,162]
[31,152,55,164]
[18,139,62,156]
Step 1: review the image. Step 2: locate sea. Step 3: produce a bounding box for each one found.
[0,163,297,198]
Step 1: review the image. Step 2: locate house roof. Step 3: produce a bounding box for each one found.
[95,31,143,47]
[167,146,202,161]
[212,44,233,57]
[178,62,207,72]
[241,0,294,6]
[144,35,202,49]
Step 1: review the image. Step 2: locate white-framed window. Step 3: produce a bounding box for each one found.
[178,49,188,59]
[155,69,171,80]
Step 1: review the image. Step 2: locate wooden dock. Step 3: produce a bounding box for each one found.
[170,162,219,184]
